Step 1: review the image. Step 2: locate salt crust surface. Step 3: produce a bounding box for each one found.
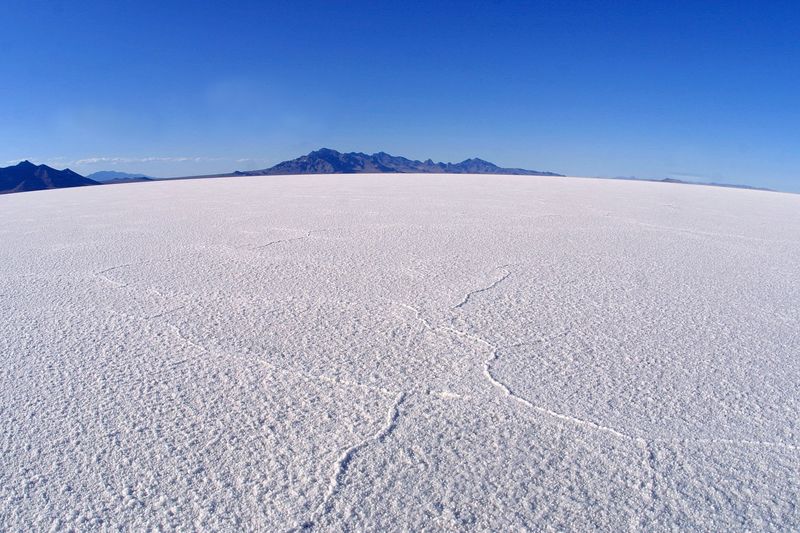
[1,174,798,530]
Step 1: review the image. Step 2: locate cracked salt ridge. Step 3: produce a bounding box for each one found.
[104,269,800,522]
[143,312,413,531]
[396,291,799,524]
[441,322,635,441]
[452,265,514,309]
[155,313,399,398]
[95,263,132,287]
[394,300,631,439]
[112,278,800,455]
[395,300,800,452]
[104,276,400,400]
[95,260,163,292]
[97,226,335,287]
[252,228,331,250]
[292,392,407,532]
[334,289,798,449]
[141,308,463,531]
[144,306,185,320]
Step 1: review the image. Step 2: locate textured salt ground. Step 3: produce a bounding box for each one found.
[0,174,798,531]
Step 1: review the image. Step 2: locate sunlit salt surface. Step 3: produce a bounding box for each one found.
[1,174,798,530]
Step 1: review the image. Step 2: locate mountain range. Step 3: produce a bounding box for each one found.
[86,171,153,183]
[234,148,564,177]
[0,151,775,195]
[0,161,99,194]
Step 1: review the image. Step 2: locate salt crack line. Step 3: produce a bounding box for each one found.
[395,302,800,452]
[453,265,513,309]
[395,301,435,330]
[97,264,131,275]
[254,229,329,250]
[164,323,210,354]
[442,318,800,453]
[391,295,800,509]
[158,318,398,398]
[392,299,634,441]
[95,264,132,287]
[429,389,466,400]
[144,305,186,320]
[294,392,407,532]
[440,325,635,441]
[638,438,657,509]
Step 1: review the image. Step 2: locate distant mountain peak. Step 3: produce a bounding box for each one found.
[309,147,341,157]
[237,149,563,177]
[0,161,99,194]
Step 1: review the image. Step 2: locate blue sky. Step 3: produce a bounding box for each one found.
[2,0,799,191]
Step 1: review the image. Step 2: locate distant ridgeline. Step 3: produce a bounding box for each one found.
[234,148,564,177]
[86,171,153,183]
[1,151,771,195]
[0,161,99,194]
[0,151,561,195]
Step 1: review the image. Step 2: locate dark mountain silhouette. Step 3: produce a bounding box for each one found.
[0,161,99,194]
[234,148,563,177]
[87,171,153,183]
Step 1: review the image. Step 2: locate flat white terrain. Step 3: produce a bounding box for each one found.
[1,174,798,531]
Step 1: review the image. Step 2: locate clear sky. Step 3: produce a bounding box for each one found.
[2,0,799,191]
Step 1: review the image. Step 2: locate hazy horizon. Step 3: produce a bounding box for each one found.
[2,149,791,194]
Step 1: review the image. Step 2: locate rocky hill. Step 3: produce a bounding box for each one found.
[0,161,99,194]
[235,149,563,177]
